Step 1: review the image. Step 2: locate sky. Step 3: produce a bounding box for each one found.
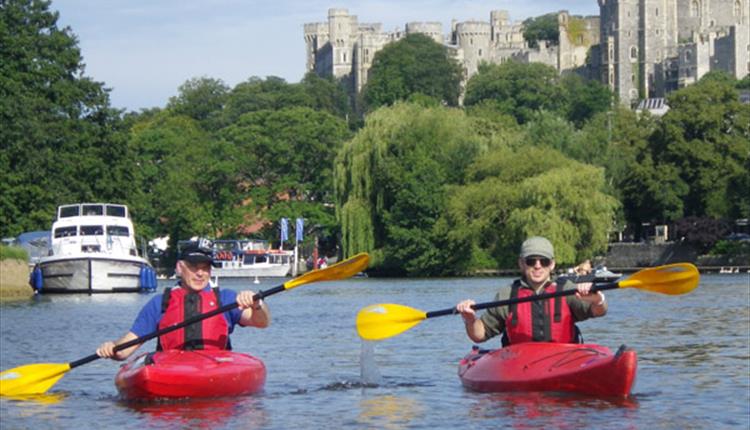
[52,0,600,112]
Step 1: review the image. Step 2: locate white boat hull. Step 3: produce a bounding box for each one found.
[212,262,291,278]
[38,256,151,293]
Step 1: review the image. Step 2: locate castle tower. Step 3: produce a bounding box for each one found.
[328,9,358,79]
[454,21,492,78]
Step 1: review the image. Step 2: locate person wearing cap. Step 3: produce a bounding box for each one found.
[96,240,270,361]
[456,236,607,345]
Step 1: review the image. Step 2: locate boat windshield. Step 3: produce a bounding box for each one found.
[59,205,80,218]
[106,205,127,217]
[54,226,77,238]
[107,226,129,236]
[80,225,104,236]
[82,205,104,216]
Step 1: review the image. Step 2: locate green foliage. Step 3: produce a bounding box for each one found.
[464,62,562,124]
[362,34,462,112]
[654,77,750,219]
[559,74,614,127]
[0,0,135,237]
[335,103,485,275]
[523,14,559,48]
[709,239,750,257]
[443,146,619,267]
[166,77,229,129]
[0,245,28,261]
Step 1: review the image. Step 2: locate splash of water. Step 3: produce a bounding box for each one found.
[360,341,383,386]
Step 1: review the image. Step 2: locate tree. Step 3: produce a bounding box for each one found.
[464,62,563,124]
[362,34,462,112]
[653,76,750,219]
[559,74,614,127]
[219,107,350,242]
[523,14,559,48]
[166,77,229,129]
[441,146,620,268]
[0,0,133,237]
[335,103,486,275]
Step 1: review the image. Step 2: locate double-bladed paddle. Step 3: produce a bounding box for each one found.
[0,252,370,397]
[356,262,699,341]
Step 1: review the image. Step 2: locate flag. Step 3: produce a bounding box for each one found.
[280,218,289,242]
[295,218,304,242]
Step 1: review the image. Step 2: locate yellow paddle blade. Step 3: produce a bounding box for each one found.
[618,262,699,295]
[284,252,369,290]
[356,303,427,341]
[0,363,71,396]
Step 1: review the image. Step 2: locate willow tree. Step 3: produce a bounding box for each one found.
[334,103,486,275]
[440,145,620,269]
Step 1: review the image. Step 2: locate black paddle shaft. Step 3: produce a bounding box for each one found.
[426,281,620,319]
[68,285,284,369]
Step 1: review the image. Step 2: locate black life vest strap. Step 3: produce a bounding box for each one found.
[554,281,563,322]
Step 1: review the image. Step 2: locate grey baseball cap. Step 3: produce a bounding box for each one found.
[519,236,555,259]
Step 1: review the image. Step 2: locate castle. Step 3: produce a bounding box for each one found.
[304,2,749,107]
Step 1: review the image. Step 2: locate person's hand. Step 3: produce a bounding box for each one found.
[575,282,603,305]
[237,290,264,311]
[456,300,476,322]
[96,341,116,359]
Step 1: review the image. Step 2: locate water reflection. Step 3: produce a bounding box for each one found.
[467,391,639,429]
[356,394,424,429]
[122,396,267,429]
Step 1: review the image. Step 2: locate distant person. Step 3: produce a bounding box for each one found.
[456,236,607,346]
[97,239,270,360]
[317,256,328,269]
[572,259,593,276]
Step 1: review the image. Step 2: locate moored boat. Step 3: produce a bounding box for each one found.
[115,350,266,400]
[458,342,637,397]
[205,239,294,278]
[33,203,156,294]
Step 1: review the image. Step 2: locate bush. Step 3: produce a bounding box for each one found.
[0,245,29,261]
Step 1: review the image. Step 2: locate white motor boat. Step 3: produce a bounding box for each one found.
[208,239,294,278]
[32,203,156,294]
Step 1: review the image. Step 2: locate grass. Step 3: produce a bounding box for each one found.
[0,245,28,261]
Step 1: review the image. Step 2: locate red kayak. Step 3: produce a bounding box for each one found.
[458,343,637,397]
[115,350,266,400]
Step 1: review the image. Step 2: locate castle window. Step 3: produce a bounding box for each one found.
[631,46,638,59]
[735,1,742,18]
[656,8,659,16]
[690,0,700,17]
[470,38,474,45]
[609,47,614,61]
[632,73,636,83]
[343,52,347,62]
[609,72,614,84]
[685,50,692,61]
[478,49,483,57]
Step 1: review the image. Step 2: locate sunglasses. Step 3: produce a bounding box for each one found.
[524,257,551,267]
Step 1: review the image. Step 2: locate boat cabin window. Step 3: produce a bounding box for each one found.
[106,205,127,217]
[107,225,130,236]
[82,205,104,216]
[59,206,81,218]
[80,225,104,236]
[54,226,77,238]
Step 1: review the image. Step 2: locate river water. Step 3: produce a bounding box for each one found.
[1,273,748,429]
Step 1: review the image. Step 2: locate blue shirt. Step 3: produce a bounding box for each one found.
[130,284,243,337]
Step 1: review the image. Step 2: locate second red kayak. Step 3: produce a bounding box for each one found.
[458,342,637,397]
[115,350,266,400]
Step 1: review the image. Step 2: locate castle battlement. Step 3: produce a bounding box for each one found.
[304,4,749,107]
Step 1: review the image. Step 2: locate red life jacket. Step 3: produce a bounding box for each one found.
[157,285,229,351]
[505,279,577,344]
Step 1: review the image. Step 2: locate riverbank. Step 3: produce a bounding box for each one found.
[0,258,34,301]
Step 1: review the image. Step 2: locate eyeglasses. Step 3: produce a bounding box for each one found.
[524,257,551,267]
